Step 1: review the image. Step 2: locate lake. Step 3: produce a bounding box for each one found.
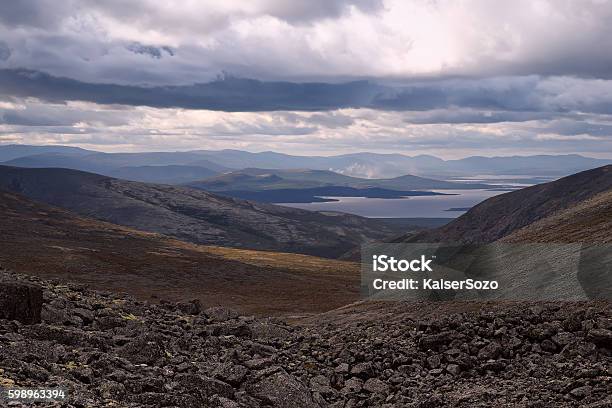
[279,189,505,218]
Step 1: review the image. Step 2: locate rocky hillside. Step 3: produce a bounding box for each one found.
[1,270,610,407]
[0,166,401,258]
[406,165,612,243]
[502,190,612,243]
[0,190,360,316]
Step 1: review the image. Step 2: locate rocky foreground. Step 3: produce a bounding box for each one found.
[0,270,611,407]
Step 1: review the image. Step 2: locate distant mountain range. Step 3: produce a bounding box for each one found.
[2,150,229,183]
[1,145,609,183]
[109,165,218,184]
[0,144,94,162]
[179,150,611,178]
[0,165,402,258]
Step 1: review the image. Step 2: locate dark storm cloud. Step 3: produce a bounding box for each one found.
[0,69,382,111]
[2,0,612,87]
[258,0,384,24]
[0,0,383,31]
[0,103,130,127]
[0,0,73,29]
[126,43,174,59]
[1,111,66,126]
[0,42,10,61]
[3,69,612,119]
[374,77,553,111]
[403,110,562,125]
[541,119,612,137]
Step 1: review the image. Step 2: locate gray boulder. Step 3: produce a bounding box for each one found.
[248,369,320,408]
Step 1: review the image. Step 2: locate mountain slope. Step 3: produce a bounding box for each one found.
[0,166,400,257]
[108,165,219,184]
[2,150,229,180]
[502,189,612,243]
[189,171,318,191]
[3,153,113,174]
[0,144,94,162]
[406,165,612,243]
[0,190,359,315]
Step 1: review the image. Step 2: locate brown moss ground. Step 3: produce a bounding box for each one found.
[0,191,359,316]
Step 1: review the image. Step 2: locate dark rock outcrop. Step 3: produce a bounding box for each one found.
[0,277,43,324]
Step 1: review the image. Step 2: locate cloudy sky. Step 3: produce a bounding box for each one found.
[1,0,612,158]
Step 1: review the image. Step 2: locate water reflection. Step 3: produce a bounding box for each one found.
[279,189,505,218]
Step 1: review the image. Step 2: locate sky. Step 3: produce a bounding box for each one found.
[1,0,612,158]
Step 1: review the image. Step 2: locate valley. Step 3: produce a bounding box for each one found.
[0,154,611,408]
[1,163,610,314]
[2,144,609,184]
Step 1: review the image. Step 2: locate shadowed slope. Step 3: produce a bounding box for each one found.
[0,190,359,315]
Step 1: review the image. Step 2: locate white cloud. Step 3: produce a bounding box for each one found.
[2,99,612,158]
[2,0,612,85]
